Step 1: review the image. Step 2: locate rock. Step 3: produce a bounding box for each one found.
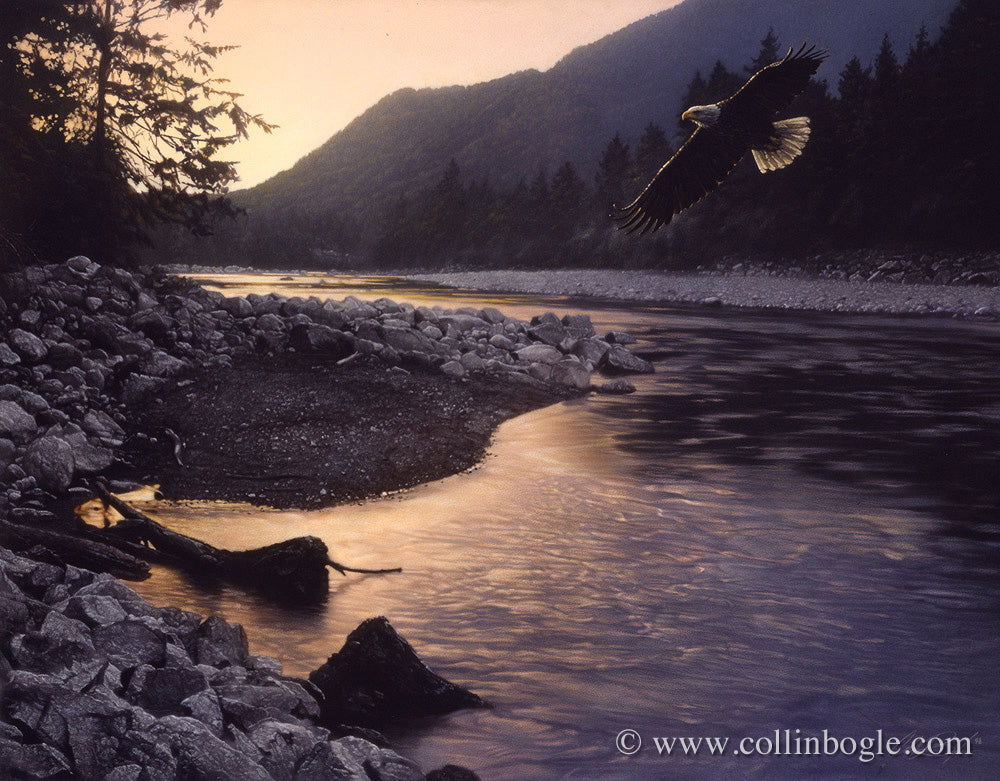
[195,615,249,667]
[459,352,487,372]
[597,379,637,394]
[22,435,75,493]
[515,344,563,365]
[571,337,609,365]
[248,720,343,781]
[68,439,115,474]
[0,399,37,441]
[309,616,488,727]
[142,349,188,377]
[216,681,310,730]
[64,594,128,627]
[289,323,354,357]
[8,328,48,363]
[488,333,516,351]
[180,688,225,736]
[437,313,490,335]
[92,619,168,667]
[550,358,592,389]
[254,311,285,331]
[220,296,253,318]
[0,734,73,778]
[440,360,466,378]
[10,612,96,673]
[125,664,210,716]
[0,594,32,637]
[598,345,654,375]
[561,313,595,338]
[381,326,436,355]
[144,715,272,781]
[13,388,51,415]
[121,374,168,406]
[311,300,349,329]
[74,575,159,618]
[46,341,84,369]
[527,320,567,346]
[605,330,637,345]
[0,342,21,366]
[80,409,126,446]
[65,255,99,279]
[330,735,424,781]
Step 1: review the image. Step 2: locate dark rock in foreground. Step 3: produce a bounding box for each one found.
[310,616,490,728]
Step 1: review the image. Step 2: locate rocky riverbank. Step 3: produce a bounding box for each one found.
[0,255,654,778]
[0,543,481,779]
[1,256,651,520]
[406,252,1000,318]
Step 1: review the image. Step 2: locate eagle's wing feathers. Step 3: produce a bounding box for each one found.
[723,42,826,118]
[613,127,745,234]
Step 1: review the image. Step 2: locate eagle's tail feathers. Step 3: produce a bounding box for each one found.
[752,116,811,173]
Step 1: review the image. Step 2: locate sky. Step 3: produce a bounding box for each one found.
[174,0,683,188]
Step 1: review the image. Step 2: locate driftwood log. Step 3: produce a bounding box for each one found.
[0,516,151,581]
[92,483,400,603]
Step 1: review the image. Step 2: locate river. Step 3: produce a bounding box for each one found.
[128,273,1000,778]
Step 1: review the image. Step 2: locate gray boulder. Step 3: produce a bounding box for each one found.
[331,735,424,781]
[125,664,210,717]
[248,720,349,781]
[561,313,596,338]
[8,328,48,363]
[0,400,37,441]
[0,342,21,366]
[605,330,637,345]
[597,379,637,395]
[220,295,253,318]
[64,594,129,627]
[599,345,654,375]
[142,349,188,378]
[289,323,355,357]
[92,619,168,667]
[121,374,168,406]
[0,732,72,778]
[22,435,75,493]
[551,359,592,390]
[515,344,563,365]
[527,320,567,346]
[440,360,465,378]
[143,715,272,781]
[195,615,249,667]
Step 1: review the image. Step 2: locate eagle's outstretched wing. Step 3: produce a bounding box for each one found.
[612,125,746,234]
[723,42,826,120]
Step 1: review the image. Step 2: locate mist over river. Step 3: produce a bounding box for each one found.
[129,273,1000,778]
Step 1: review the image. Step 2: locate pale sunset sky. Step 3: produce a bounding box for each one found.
[178,1,683,188]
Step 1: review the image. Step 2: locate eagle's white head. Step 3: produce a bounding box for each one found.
[681,104,722,128]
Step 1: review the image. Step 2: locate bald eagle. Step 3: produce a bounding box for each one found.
[614,43,827,234]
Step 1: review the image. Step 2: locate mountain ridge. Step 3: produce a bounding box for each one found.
[238,0,956,223]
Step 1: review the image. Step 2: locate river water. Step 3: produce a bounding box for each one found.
[128,273,1000,778]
